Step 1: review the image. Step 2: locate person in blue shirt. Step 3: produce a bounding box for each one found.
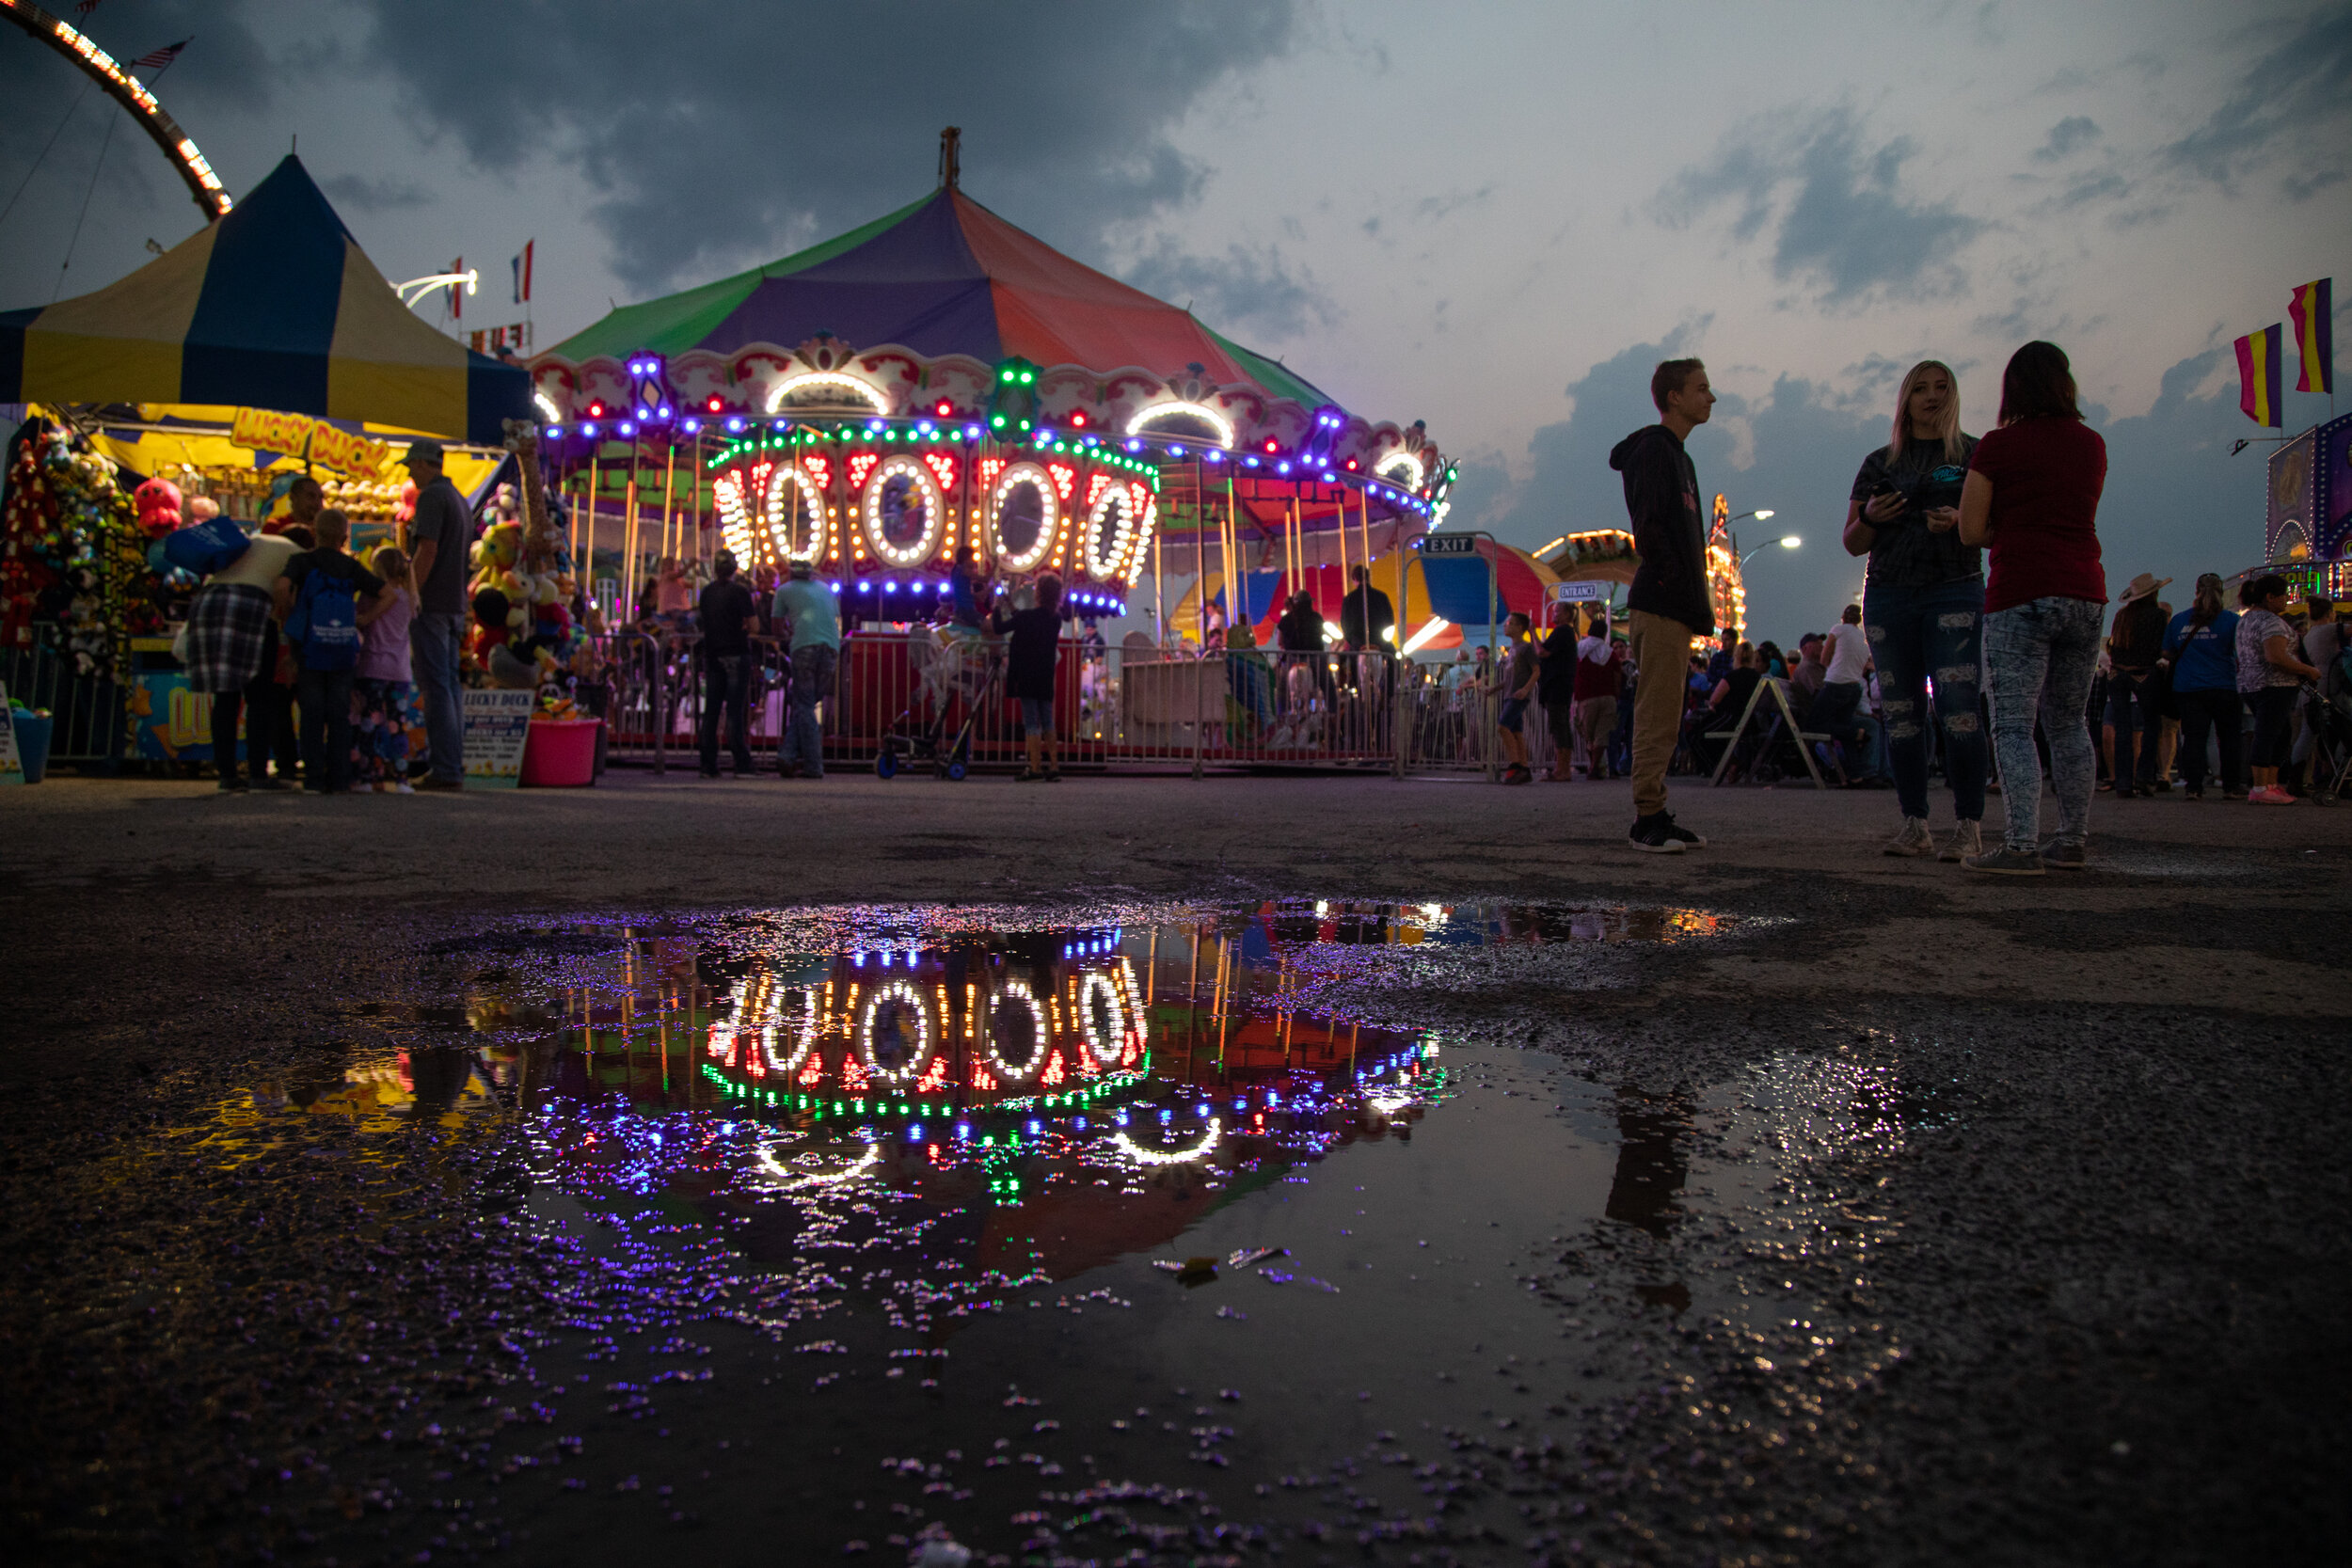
[2160,572,2243,800]
[771,559,843,779]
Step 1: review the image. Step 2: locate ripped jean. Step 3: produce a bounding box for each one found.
[1862,576,1988,822]
[1982,594,2105,851]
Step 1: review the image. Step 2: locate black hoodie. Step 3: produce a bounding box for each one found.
[1609,424,1716,636]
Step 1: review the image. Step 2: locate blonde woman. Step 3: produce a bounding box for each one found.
[1843,359,1986,861]
[355,544,418,792]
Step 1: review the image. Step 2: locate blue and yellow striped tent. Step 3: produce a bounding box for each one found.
[0,155,529,443]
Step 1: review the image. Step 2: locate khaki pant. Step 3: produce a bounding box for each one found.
[1571,694,1615,774]
[1628,610,1694,816]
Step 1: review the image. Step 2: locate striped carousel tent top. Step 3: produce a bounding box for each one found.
[0,155,531,443]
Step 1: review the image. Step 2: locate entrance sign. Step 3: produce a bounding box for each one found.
[1550,580,1611,602]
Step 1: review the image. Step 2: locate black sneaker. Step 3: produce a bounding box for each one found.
[215,776,248,794]
[1657,813,1707,848]
[1629,812,1686,854]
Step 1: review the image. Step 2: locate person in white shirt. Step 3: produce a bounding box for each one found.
[1811,604,1878,782]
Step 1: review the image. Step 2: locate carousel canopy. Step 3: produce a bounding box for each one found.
[0,156,531,444]
[530,146,1450,543]
[545,183,1333,409]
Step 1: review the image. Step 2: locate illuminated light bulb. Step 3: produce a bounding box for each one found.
[545,424,562,437]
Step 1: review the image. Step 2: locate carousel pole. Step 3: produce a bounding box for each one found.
[1152,519,1165,646]
[660,439,678,569]
[1390,487,1408,780]
[584,447,600,618]
[623,429,642,613]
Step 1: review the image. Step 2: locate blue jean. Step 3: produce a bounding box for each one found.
[1864,578,1989,823]
[409,611,465,783]
[1983,595,2104,851]
[780,642,835,775]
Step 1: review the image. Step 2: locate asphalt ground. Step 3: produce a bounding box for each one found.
[3,768,2347,1567]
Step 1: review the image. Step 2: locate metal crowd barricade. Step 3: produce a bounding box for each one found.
[582,622,1566,781]
[3,641,124,768]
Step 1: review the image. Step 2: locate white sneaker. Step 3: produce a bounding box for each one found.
[393,781,415,795]
[1938,819,1982,863]
[1883,816,1933,857]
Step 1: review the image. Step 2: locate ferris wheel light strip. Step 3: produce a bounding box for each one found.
[1,3,233,217]
[861,454,946,568]
[1077,971,1126,1069]
[765,370,890,415]
[1125,401,1234,449]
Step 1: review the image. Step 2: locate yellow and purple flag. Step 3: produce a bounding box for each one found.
[2236,324,2282,427]
[2289,277,2331,395]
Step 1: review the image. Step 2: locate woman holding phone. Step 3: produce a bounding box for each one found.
[1843,359,1986,861]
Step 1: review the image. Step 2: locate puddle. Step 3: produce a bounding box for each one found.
[173,900,1766,1560]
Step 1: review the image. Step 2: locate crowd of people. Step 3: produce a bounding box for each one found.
[185,438,469,794]
[178,351,2339,843]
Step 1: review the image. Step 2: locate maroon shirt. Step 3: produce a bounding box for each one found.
[1968,417,2107,614]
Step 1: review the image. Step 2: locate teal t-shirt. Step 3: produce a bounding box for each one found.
[771,577,841,651]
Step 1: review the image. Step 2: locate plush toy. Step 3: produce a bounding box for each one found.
[132,477,183,537]
[185,495,220,523]
[395,480,419,525]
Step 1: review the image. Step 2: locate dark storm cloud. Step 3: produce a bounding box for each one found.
[321,174,433,213]
[2033,117,2101,162]
[1654,107,1982,304]
[1123,238,1337,341]
[2157,4,2352,184]
[344,0,1303,294]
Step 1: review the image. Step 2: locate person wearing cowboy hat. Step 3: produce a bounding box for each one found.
[2106,571,2173,798]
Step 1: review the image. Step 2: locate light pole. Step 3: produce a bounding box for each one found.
[1741,534,1801,568]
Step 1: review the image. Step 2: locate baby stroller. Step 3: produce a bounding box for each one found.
[2308,651,2352,804]
[875,622,997,780]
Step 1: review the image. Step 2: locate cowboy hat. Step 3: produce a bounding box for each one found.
[2119,572,2171,603]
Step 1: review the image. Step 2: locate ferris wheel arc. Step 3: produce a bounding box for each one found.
[0,0,233,222]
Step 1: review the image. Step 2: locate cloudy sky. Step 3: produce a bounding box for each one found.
[4,0,2346,638]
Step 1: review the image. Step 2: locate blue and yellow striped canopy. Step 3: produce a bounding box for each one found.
[0,155,529,443]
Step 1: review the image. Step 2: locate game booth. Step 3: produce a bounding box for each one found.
[0,155,577,783]
[521,132,1458,775]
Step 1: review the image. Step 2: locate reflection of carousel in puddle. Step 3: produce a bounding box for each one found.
[540,918,1449,1289]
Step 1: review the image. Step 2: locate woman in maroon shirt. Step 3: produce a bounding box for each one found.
[1956,341,2107,874]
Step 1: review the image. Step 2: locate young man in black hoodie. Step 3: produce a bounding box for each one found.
[1609,358,1718,852]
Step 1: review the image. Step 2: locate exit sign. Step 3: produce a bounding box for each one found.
[1420,533,1478,555]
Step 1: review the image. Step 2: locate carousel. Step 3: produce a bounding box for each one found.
[520,133,1456,769]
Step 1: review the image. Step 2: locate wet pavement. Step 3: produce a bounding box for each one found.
[5,777,2348,1567]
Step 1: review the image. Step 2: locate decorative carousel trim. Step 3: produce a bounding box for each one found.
[860,453,946,568]
[765,369,891,416]
[990,462,1058,574]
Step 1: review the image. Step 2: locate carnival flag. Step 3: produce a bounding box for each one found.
[2235,324,2281,427]
[512,241,533,305]
[2289,277,2332,395]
